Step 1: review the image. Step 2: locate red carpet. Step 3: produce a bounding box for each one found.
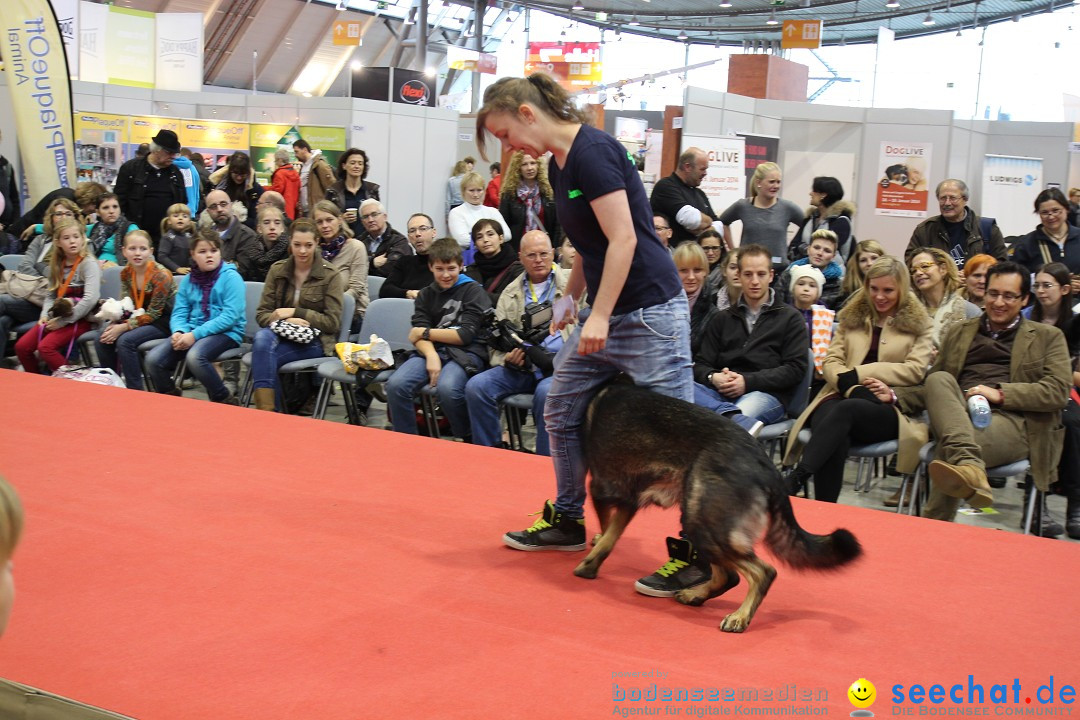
[0,371,1078,719]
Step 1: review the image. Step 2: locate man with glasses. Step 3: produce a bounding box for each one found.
[205,189,257,268]
[464,230,573,456]
[906,178,1006,269]
[382,213,438,300]
[114,129,197,243]
[650,147,719,246]
[895,261,1070,524]
[653,213,674,253]
[356,199,410,278]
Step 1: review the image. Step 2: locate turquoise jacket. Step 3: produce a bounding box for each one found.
[170,263,246,344]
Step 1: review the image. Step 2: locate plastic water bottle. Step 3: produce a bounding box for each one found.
[968,394,991,429]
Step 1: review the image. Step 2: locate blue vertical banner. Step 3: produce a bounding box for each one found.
[0,0,76,200]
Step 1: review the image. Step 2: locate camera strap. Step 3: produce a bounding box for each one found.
[525,266,557,305]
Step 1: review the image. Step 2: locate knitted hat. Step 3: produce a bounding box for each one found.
[789,264,825,296]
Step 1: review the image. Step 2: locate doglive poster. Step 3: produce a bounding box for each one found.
[874,142,932,218]
[681,134,746,225]
[981,154,1043,238]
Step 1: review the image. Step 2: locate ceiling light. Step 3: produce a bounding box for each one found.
[955,26,962,36]
[922,12,935,24]
[677,27,688,39]
[335,0,346,10]
[628,14,640,24]
[573,0,584,9]
[351,60,363,70]
[885,0,899,6]
[719,0,732,6]
[766,10,779,24]
[302,92,312,97]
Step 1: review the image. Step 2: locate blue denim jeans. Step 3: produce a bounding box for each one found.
[693,383,786,424]
[386,352,482,437]
[0,294,41,359]
[146,333,239,401]
[546,294,694,516]
[250,327,326,390]
[465,366,554,455]
[94,324,170,391]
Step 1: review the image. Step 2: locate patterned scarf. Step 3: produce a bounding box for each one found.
[188,263,222,322]
[88,216,128,256]
[516,182,543,233]
[321,235,347,262]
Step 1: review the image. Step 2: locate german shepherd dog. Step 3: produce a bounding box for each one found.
[572,384,862,633]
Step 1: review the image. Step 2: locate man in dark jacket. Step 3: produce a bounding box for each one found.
[0,131,20,236]
[650,147,717,246]
[381,213,434,299]
[906,179,1006,269]
[357,199,410,278]
[692,244,809,431]
[114,129,193,243]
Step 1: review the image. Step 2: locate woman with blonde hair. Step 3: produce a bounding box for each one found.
[961,253,996,308]
[15,219,102,372]
[783,256,934,502]
[499,151,560,253]
[312,199,369,330]
[673,241,717,355]
[718,161,803,268]
[838,239,885,308]
[0,476,24,637]
[908,246,969,348]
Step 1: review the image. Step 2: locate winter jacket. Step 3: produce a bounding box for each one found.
[256,256,346,356]
[499,190,561,251]
[906,209,1006,264]
[788,200,856,263]
[412,275,492,361]
[1012,224,1080,276]
[271,164,301,220]
[170,263,246,345]
[357,223,411,279]
[693,294,809,411]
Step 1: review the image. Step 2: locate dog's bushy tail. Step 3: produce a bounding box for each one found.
[764,483,862,570]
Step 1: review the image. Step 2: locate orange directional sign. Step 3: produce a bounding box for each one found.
[781,19,822,49]
[333,20,363,46]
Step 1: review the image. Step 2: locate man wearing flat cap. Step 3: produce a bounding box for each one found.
[115,129,199,243]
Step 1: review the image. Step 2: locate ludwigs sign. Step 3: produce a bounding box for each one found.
[0,0,76,199]
[352,67,434,106]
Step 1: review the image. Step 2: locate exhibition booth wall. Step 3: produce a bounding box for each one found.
[0,77,460,237]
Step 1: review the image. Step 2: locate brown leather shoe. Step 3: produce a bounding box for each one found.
[928,460,993,508]
[883,487,903,508]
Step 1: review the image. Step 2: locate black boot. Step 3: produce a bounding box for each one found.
[1022,478,1064,538]
[1066,497,1080,540]
[785,466,812,498]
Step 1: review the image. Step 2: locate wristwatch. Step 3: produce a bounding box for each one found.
[422,328,431,341]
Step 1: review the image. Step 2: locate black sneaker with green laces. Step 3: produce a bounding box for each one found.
[503,500,586,551]
[634,537,712,597]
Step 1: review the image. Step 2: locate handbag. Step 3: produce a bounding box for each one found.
[52,365,126,388]
[0,270,49,306]
[269,318,322,345]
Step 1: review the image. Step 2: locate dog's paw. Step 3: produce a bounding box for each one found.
[720,613,750,633]
[573,561,599,579]
[674,588,708,607]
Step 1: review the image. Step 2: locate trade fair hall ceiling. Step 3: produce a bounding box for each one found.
[112,0,1067,96]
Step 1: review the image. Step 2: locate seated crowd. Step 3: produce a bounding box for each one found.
[2,139,1078,543]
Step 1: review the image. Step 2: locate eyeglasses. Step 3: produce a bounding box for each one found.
[910,262,938,275]
[938,195,965,203]
[207,201,231,210]
[523,251,552,261]
[985,291,1024,303]
[701,245,723,252]
[654,225,671,232]
[360,212,384,221]
[1032,282,1061,290]
[408,225,433,234]
[1039,208,1065,218]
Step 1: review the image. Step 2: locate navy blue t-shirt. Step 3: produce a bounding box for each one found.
[548,124,682,315]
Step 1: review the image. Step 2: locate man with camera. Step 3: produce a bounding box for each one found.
[465,230,575,455]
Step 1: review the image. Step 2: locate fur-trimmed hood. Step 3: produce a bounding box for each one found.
[804,199,857,220]
[836,287,929,335]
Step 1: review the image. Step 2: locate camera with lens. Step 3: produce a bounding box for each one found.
[484,302,557,376]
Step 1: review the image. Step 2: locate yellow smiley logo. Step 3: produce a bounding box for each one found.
[848,678,876,709]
